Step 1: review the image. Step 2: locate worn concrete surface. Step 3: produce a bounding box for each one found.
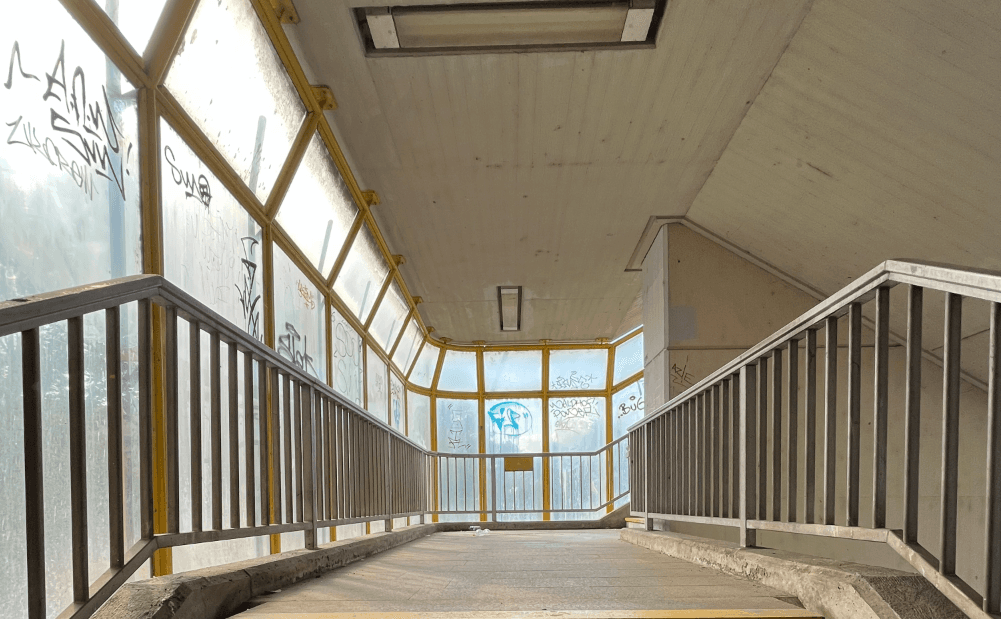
[621,529,965,619]
[233,530,813,616]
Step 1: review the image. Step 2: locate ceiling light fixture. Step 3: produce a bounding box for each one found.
[498,286,522,332]
[358,1,663,56]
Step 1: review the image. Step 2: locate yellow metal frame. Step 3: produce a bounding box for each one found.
[54,0,643,571]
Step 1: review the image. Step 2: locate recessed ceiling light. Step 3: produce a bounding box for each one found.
[498,286,522,332]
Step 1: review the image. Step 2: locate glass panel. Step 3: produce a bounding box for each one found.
[436,398,479,520]
[437,350,477,392]
[437,398,477,454]
[162,118,263,339]
[100,0,170,55]
[485,398,542,454]
[173,536,268,573]
[1,0,142,302]
[272,246,325,381]
[549,396,606,452]
[483,350,542,392]
[369,281,408,352]
[366,345,388,423]
[333,223,389,323]
[549,349,608,391]
[331,307,363,406]
[409,342,439,388]
[612,379,644,439]
[391,320,421,374]
[406,391,431,450]
[275,133,357,276]
[164,0,305,202]
[390,372,405,432]
[613,333,643,385]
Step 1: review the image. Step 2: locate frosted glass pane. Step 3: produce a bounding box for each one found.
[100,0,170,55]
[409,343,439,388]
[612,379,644,439]
[407,391,430,450]
[437,350,477,392]
[275,133,357,276]
[331,307,363,406]
[165,0,305,202]
[391,320,421,374]
[173,536,269,573]
[485,399,542,454]
[369,282,408,352]
[333,224,389,323]
[483,350,542,392]
[437,398,477,454]
[390,372,405,432]
[162,118,263,339]
[549,349,608,391]
[366,346,388,423]
[613,333,643,385]
[1,0,142,302]
[272,246,325,381]
[549,396,606,452]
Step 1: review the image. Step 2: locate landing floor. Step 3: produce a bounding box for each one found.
[233,530,808,616]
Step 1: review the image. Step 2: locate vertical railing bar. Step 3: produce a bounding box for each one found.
[697,394,705,516]
[317,399,326,523]
[210,332,223,530]
[872,288,890,530]
[270,366,281,525]
[823,317,838,526]
[283,375,293,523]
[189,321,202,533]
[23,327,46,619]
[244,352,255,528]
[741,363,757,548]
[294,379,304,521]
[106,306,125,568]
[847,302,862,528]
[138,300,154,541]
[805,329,817,524]
[68,316,89,602]
[940,293,962,575]
[787,339,799,524]
[984,301,1001,614]
[259,359,269,526]
[165,308,180,534]
[772,348,783,522]
[228,342,240,529]
[731,375,740,517]
[712,386,720,518]
[758,356,768,520]
[904,286,923,543]
[722,379,731,519]
[303,386,316,549]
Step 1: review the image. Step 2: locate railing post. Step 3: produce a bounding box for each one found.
[385,431,393,532]
[940,293,962,575]
[644,424,653,530]
[740,364,757,548]
[985,301,1001,614]
[302,385,317,550]
[491,457,498,522]
[23,327,46,619]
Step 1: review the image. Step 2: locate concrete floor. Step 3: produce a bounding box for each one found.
[233,530,815,617]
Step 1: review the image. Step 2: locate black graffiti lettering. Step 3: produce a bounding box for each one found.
[236,237,262,341]
[6,116,27,147]
[4,42,39,90]
[164,145,212,208]
[42,41,68,109]
[277,322,318,378]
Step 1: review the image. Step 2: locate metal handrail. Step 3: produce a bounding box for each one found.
[627,259,1001,619]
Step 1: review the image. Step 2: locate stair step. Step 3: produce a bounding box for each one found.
[233,611,822,618]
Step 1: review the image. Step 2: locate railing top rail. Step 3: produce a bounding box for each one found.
[432,435,627,459]
[628,259,1001,431]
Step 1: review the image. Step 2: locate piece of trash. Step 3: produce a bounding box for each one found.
[469,525,481,531]
[473,528,490,537]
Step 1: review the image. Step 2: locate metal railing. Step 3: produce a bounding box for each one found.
[628,260,1001,619]
[0,275,632,619]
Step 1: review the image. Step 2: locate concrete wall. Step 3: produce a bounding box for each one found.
[640,223,994,596]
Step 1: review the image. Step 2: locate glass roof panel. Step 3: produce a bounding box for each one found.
[549,349,608,391]
[369,281,408,352]
[613,333,643,385]
[392,320,422,374]
[437,350,478,392]
[100,0,170,55]
[483,350,542,392]
[165,0,305,202]
[409,342,440,388]
[333,223,389,323]
[275,133,357,276]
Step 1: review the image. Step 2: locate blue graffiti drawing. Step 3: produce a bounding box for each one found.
[487,401,532,437]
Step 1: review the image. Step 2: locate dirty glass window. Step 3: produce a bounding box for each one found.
[613,332,643,385]
[549,349,607,391]
[275,133,357,276]
[369,281,408,352]
[549,396,607,521]
[331,307,363,406]
[1,0,142,303]
[436,398,479,520]
[333,223,389,324]
[483,350,541,392]
[272,246,326,382]
[484,398,542,454]
[161,118,263,338]
[549,396,606,452]
[390,372,405,432]
[406,391,431,450]
[612,379,644,439]
[164,0,305,202]
[100,0,171,55]
[391,320,421,375]
[409,342,439,388]
[437,350,477,393]
[366,346,388,423]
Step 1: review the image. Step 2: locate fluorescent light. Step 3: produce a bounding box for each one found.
[365,7,401,49]
[621,1,655,42]
[498,286,522,332]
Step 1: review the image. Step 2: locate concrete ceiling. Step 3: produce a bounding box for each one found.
[287,0,1001,344]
